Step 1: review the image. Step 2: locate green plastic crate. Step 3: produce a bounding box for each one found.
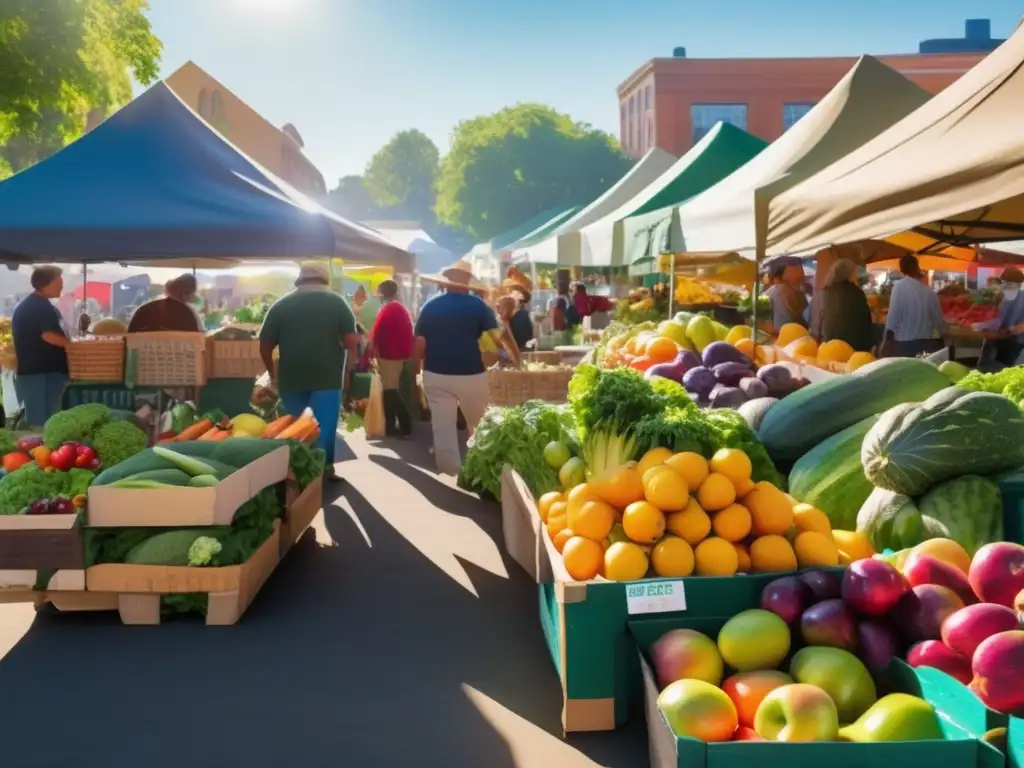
[630,615,1005,768]
[1010,716,1023,768]
[998,471,1024,545]
[536,520,844,732]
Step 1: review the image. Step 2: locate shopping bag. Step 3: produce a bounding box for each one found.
[363,373,386,438]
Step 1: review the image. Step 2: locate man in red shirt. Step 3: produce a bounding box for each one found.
[370,279,414,438]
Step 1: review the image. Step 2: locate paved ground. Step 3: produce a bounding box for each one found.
[0,427,648,767]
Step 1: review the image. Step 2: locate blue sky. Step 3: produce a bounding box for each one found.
[142,0,1020,188]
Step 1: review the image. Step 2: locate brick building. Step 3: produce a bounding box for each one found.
[617,20,1004,159]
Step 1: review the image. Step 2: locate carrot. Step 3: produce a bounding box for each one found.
[263,414,294,438]
[305,428,321,445]
[174,419,213,442]
[277,408,316,439]
[207,429,232,442]
[198,427,229,441]
[285,421,318,442]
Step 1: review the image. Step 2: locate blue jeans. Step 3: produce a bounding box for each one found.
[280,389,341,466]
[16,372,68,426]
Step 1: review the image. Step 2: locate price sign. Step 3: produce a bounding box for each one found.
[625,580,687,615]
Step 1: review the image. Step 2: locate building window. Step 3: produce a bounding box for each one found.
[211,90,224,122]
[648,121,655,148]
[690,103,747,145]
[197,89,210,119]
[620,104,627,145]
[645,85,651,111]
[782,102,815,131]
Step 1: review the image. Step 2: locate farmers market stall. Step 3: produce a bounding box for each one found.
[0,403,326,624]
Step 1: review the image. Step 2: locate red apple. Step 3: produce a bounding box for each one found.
[856,620,898,670]
[797,569,841,602]
[903,552,978,605]
[753,683,839,742]
[969,543,1024,608]
[894,584,964,643]
[651,628,724,688]
[733,726,763,741]
[800,599,857,652]
[841,559,910,617]
[970,630,1024,714]
[941,603,1020,660]
[906,640,972,685]
[760,576,813,625]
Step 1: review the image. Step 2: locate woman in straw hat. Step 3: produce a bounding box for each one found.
[414,260,513,475]
[978,266,1024,366]
[502,266,535,351]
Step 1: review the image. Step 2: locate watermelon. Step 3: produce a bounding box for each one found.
[917,475,1004,555]
[757,358,950,462]
[856,488,922,552]
[862,388,1024,496]
[788,415,879,530]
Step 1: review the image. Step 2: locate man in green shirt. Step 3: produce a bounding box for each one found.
[259,262,358,480]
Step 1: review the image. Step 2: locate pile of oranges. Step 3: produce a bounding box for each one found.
[538,447,843,583]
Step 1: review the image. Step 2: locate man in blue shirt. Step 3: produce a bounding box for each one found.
[883,255,947,357]
[12,266,70,425]
[979,267,1024,366]
[414,261,506,475]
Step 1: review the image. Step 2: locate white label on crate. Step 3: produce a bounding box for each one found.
[625,580,687,615]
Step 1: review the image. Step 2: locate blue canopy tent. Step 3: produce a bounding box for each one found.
[0,82,412,271]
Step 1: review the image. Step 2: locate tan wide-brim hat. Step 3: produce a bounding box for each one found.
[421,260,488,291]
[998,266,1024,284]
[501,266,533,297]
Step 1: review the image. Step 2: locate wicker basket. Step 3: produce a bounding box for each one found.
[0,344,16,372]
[126,332,206,387]
[487,367,574,406]
[67,338,125,383]
[207,339,266,379]
[523,350,561,365]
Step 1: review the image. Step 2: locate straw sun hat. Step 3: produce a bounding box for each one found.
[501,266,533,298]
[421,260,488,291]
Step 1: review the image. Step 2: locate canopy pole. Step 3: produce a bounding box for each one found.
[668,253,676,317]
[80,263,88,338]
[751,264,760,335]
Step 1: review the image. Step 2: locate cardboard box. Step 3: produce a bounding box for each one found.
[87,445,289,527]
[81,521,281,625]
[0,513,84,570]
[0,569,84,601]
[500,466,552,583]
[632,616,1003,768]
[280,474,323,557]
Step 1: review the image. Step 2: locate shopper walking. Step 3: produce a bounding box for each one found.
[882,255,947,357]
[414,261,505,476]
[259,262,358,481]
[820,258,874,352]
[12,266,69,425]
[768,259,808,332]
[370,279,414,438]
[128,274,203,332]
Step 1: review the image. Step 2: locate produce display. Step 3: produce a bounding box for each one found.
[958,367,1024,410]
[650,578,949,743]
[673,277,723,307]
[772,322,878,373]
[939,287,1001,328]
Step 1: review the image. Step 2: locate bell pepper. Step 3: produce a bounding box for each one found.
[49,443,77,472]
[30,445,51,468]
[2,452,32,473]
[74,445,96,469]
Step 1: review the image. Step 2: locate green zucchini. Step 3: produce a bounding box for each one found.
[189,474,219,487]
[115,469,192,486]
[92,450,173,485]
[152,445,219,477]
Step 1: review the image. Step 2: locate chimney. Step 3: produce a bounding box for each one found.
[672,47,687,58]
[964,19,991,41]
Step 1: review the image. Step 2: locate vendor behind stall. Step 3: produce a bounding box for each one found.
[502,267,535,351]
[12,266,69,425]
[127,275,202,332]
[977,267,1024,366]
[882,255,947,358]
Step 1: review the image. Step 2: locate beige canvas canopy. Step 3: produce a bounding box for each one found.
[671,55,930,262]
[768,25,1024,255]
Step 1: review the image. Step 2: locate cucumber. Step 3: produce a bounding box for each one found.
[116,469,192,486]
[109,479,179,489]
[163,441,220,459]
[189,474,219,487]
[93,450,173,485]
[152,446,219,477]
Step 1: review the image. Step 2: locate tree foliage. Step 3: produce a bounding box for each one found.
[435,103,632,240]
[325,175,381,221]
[363,128,439,214]
[0,0,162,170]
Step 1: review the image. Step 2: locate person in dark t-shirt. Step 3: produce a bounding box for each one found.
[12,266,70,425]
[128,274,203,333]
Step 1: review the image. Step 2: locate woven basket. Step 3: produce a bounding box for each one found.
[126,332,206,387]
[207,339,266,379]
[67,338,125,383]
[523,350,561,365]
[487,367,573,406]
[0,344,16,372]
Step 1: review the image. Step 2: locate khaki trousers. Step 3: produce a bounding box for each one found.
[422,371,489,475]
[377,358,406,389]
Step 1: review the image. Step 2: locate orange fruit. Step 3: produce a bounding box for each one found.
[709,449,752,486]
[604,541,650,581]
[749,535,798,573]
[777,323,809,348]
[562,536,604,581]
[734,543,752,573]
[545,501,568,538]
[792,503,831,536]
[646,336,680,363]
[637,447,674,478]
[537,491,565,523]
[696,472,736,512]
[744,482,794,536]
[910,538,971,575]
[734,477,755,498]
[832,529,876,562]
[694,537,739,576]
[666,498,712,546]
[567,483,601,519]
[622,500,667,544]
[712,503,752,543]
[846,351,876,372]
[664,452,709,489]
[817,339,854,364]
[552,528,574,553]
[591,464,645,509]
[642,465,689,511]
[793,531,839,568]
[735,338,756,361]
[783,336,818,360]
[568,499,616,542]
[630,356,656,372]
[651,536,695,577]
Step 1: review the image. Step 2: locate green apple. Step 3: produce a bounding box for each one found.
[657,321,692,349]
[558,457,586,490]
[789,646,877,723]
[754,683,839,742]
[543,440,571,469]
[685,315,717,352]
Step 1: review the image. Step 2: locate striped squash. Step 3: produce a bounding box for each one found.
[861,388,1024,496]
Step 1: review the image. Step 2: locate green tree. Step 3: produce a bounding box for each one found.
[326,175,380,221]
[435,104,632,240]
[363,129,439,215]
[0,0,162,171]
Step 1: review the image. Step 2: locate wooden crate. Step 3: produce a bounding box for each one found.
[499,466,552,584]
[280,473,324,558]
[126,332,207,387]
[207,339,266,379]
[46,523,282,625]
[67,338,125,383]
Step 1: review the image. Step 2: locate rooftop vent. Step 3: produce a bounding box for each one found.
[672,47,687,58]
